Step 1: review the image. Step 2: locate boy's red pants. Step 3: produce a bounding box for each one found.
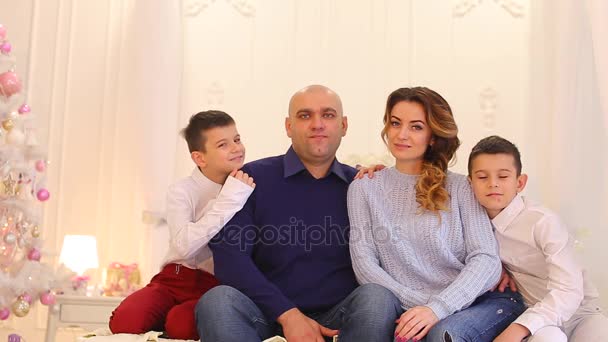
[109,263,219,340]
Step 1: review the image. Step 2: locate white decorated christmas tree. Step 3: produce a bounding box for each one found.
[0,23,57,320]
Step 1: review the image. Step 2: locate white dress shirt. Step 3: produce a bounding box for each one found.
[492,194,597,335]
[162,167,254,273]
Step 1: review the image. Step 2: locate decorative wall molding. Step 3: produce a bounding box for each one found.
[183,0,215,17]
[226,0,255,17]
[479,86,498,130]
[183,0,255,18]
[206,81,224,106]
[453,0,524,18]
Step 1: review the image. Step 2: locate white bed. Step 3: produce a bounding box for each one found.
[78,328,286,342]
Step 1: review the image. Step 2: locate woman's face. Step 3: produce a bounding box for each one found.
[386,101,433,167]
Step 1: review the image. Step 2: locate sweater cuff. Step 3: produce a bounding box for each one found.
[267,300,297,322]
[426,298,452,320]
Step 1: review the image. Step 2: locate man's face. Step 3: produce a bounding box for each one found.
[285,90,348,165]
[195,124,245,175]
[469,153,527,219]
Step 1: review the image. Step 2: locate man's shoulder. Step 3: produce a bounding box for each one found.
[241,154,284,175]
[337,161,357,183]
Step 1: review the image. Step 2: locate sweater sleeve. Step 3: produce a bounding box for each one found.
[425,176,501,319]
[165,176,254,260]
[347,180,429,309]
[209,169,296,321]
[513,214,584,334]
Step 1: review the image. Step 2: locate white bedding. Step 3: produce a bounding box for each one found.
[77,328,287,342]
[76,328,198,342]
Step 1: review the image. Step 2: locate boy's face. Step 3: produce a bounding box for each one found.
[469,153,527,219]
[194,124,245,175]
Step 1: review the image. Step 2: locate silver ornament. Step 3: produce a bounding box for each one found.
[3,232,16,245]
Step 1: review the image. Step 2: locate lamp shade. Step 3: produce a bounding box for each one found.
[59,235,99,275]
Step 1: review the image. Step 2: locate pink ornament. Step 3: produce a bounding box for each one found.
[0,42,11,54]
[27,248,41,261]
[40,291,56,305]
[8,334,22,342]
[0,24,6,40]
[20,293,32,304]
[18,104,31,114]
[0,71,22,98]
[37,188,50,201]
[0,307,9,320]
[35,160,46,172]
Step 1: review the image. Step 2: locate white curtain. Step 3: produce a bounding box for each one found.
[127,0,182,279]
[585,0,608,132]
[529,0,608,305]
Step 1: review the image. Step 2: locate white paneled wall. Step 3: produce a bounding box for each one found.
[0,0,606,340]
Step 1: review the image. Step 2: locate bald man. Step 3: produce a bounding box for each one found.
[195,85,399,342]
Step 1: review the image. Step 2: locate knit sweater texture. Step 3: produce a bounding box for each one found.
[347,167,501,319]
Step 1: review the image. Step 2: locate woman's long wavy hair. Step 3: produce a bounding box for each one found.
[381,87,461,213]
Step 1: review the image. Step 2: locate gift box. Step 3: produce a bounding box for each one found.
[103,262,141,296]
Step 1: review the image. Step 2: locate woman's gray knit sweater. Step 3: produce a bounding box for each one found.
[347,167,501,319]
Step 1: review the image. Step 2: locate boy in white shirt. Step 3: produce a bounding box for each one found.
[467,135,608,342]
[109,110,255,340]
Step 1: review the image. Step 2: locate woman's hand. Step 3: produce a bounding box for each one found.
[354,164,386,179]
[394,306,438,341]
[492,265,517,292]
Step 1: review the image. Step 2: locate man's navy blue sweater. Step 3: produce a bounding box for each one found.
[209,147,359,320]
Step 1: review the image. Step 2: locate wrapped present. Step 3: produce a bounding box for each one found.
[103,262,141,296]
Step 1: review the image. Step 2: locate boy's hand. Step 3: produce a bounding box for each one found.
[354,164,386,179]
[278,308,338,342]
[492,265,517,292]
[493,323,529,342]
[230,169,256,189]
[394,306,438,341]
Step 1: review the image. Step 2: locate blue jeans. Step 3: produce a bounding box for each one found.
[195,283,401,342]
[415,289,526,342]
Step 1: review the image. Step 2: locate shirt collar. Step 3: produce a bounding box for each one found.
[282,146,348,183]
[191,167,221,189]
[491,194,525,232]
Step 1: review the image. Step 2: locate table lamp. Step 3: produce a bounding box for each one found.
[59,235,99,294]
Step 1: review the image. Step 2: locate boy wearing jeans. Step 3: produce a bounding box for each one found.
[468,135,608,341]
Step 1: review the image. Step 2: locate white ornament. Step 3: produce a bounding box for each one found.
[25,132,38,146]
[6,128,25,145]
[3,232,16,245]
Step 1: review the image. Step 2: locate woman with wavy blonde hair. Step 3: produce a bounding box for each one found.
[347,87,525,341]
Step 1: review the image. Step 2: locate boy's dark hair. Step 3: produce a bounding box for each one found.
[181,110,235,153]
[468,135,522,176]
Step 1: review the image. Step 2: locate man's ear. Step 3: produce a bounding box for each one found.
[517,173,528,193]
[341,115,348,136]
[191,151,207,169]
[285,116,292,138]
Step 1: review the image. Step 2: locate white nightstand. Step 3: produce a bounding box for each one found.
[45,295,124,342]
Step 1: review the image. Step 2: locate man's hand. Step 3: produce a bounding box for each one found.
[354,164,386,179]
[493,323,530,342]
[395,306,438,341]
[277,308,338,342]
[492,265,517,292]
[230,169,256,189]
